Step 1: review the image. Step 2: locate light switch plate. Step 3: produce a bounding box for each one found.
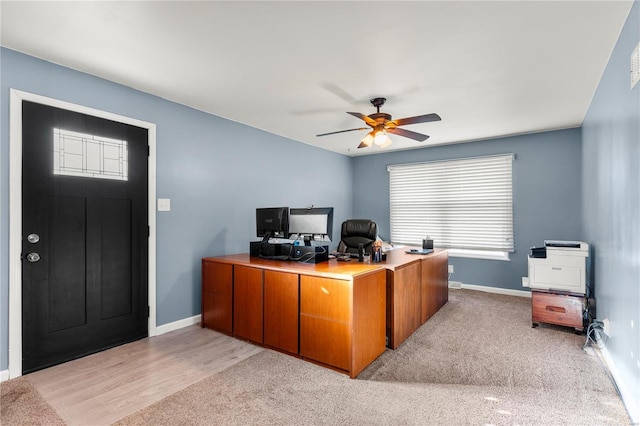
[157,198,171,212]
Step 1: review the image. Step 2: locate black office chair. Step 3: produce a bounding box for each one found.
[337,219,377,255]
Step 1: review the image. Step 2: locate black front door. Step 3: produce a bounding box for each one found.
[22,101,149,374]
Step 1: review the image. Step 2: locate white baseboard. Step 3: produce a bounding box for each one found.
[1,369,9,382]
[599,344,639,424]
[450,281,531,298]
[155,314,202,336]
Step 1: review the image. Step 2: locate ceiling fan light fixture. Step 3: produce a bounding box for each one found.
[374,130,390,146]
[316,97,440,150]
[358,133,374,149]
[378,136,393,148]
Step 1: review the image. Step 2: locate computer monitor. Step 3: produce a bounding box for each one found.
[288,207,333,245]
[256,207,289,242]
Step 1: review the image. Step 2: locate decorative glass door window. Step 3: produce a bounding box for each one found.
[53,128,128,181]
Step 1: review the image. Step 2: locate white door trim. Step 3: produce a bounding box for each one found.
[9,89,157,379]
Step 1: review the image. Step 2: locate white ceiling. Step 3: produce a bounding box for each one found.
[0,1,633,156]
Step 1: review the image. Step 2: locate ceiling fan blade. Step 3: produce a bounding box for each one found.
[347,112,378,127]
[322,83,359,104]
[316,127,367,137]
[387,127,430,142]
[391,113,441,127]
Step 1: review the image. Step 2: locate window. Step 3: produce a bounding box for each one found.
[53,128,128,181]
[388,154,514,259]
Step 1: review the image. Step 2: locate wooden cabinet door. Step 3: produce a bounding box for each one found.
[264,270,299,354]
[233,265,263,344]
[351,270,386,376]
[421,252,449,323]
[299,276,350,371]
[420,258,435,323]
[438,252,449,308]
[201,260,233,334]
[389,262,421,349]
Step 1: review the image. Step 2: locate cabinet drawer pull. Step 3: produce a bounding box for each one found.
[551,267,562,271]
[546,305,566,313]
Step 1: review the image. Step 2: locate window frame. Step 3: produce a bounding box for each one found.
[387,153,515,260]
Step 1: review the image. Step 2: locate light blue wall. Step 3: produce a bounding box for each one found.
[2,9,637,416]
[352,129,583,291]
[582,0,639,419]
[0,48,353,371]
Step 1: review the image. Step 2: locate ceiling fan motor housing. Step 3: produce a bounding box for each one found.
[369,98,392,126]
[368,113,392,124]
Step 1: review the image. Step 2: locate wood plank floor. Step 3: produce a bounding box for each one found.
[25,325,263,425]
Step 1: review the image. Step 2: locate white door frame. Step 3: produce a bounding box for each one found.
[8,89,157,379]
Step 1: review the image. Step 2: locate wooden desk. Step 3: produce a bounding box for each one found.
[382,248,449,349]
[201,249,448,376]
[202,254,386,378]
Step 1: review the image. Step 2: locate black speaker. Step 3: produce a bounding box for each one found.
[250,241,262,257]
[250,241,292,259]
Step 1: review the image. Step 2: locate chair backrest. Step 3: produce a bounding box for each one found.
[337,219,377,255]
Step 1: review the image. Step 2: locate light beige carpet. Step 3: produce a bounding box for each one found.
[1,376,65,425]
[359,289,612,391]
[117,289,630,425]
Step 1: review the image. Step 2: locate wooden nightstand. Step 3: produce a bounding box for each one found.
[531,288,586,332]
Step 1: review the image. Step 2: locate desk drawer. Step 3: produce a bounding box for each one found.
[300,315,350,371]
[300,276,350,322]
[532,291,584,329]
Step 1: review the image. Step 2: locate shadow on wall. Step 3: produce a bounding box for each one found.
[203,228,230,257]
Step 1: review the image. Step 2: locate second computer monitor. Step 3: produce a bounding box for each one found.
[288,207,333,243]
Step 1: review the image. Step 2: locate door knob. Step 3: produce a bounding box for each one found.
[26,252,41,263]
[27,233,40,244]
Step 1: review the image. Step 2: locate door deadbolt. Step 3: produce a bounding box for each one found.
[27,233,40,244]
[26,252,41,263]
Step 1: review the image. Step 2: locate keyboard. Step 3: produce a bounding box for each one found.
[331,252,360,260]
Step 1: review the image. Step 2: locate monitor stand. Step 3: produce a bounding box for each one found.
[303,235,312,246]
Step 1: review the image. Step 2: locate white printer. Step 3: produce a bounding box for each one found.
[528,240,589,294]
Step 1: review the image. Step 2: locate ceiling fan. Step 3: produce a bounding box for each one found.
[316,97,441,149]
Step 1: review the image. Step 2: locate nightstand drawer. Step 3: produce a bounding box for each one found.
[532,291,584,329]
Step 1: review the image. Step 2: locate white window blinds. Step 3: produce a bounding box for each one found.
[388,154,514,252]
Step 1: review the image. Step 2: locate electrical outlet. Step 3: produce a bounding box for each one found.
[448,265,454,274]
[448,281,462,289]
[602,318,611,336]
